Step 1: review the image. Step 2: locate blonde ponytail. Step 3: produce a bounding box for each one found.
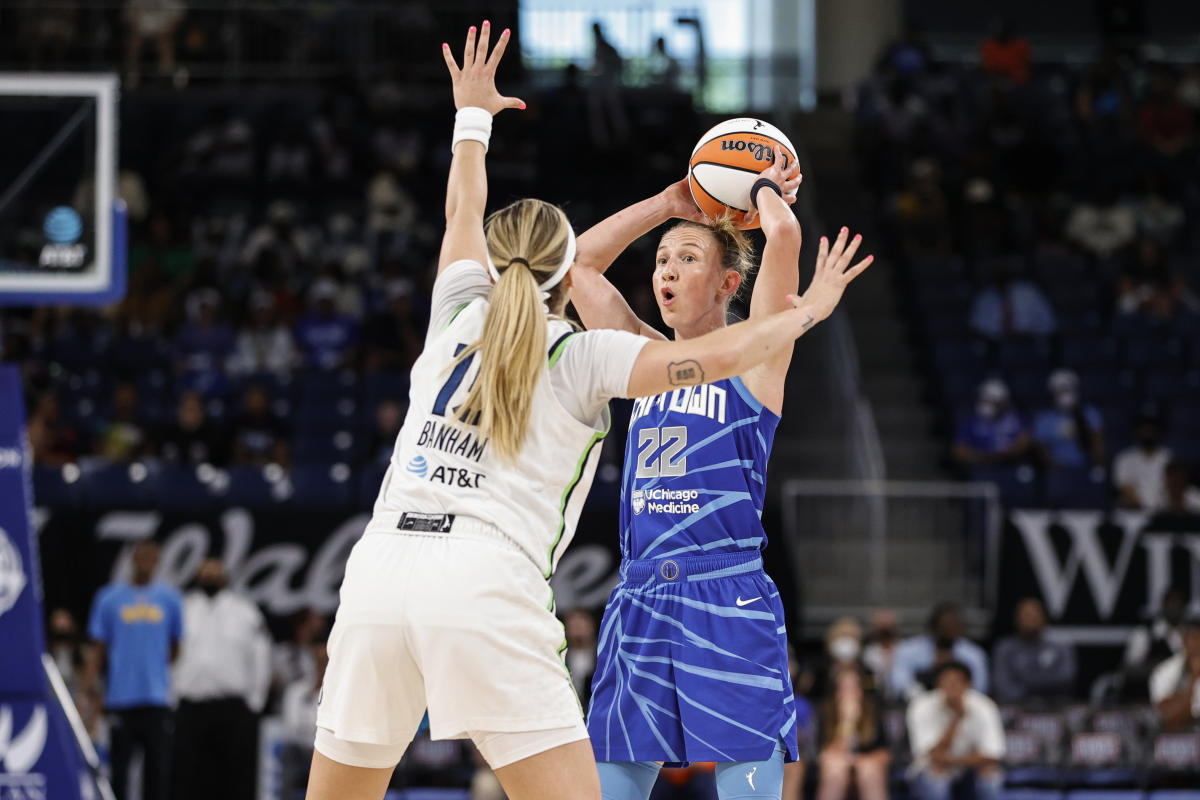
[452,198,572,462]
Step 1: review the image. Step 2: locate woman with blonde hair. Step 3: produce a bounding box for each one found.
[306,23,862,800]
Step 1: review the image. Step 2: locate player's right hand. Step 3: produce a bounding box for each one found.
[442,22,526,116]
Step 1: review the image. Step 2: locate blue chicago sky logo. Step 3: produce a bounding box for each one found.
[406,455,428,478]
[43,206,83,245]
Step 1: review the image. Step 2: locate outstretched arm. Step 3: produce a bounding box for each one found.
[570,179,703,337]
[437,22,524,276]
[627,242,871,398]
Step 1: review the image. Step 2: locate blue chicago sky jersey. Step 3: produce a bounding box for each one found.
[620,375,779,561]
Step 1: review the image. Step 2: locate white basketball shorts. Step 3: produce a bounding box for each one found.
[314,515,587,769]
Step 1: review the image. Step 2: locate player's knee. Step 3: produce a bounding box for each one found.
[597,760,660,800]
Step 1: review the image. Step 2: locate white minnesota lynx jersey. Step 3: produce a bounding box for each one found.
[369,260,646,577]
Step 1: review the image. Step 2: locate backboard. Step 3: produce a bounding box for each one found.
[0,74,125,306]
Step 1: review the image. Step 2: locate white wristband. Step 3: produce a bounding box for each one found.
[452,107,493,153]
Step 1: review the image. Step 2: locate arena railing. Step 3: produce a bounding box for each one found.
[780,478,1000,637]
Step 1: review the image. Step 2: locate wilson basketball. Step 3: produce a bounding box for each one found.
[688,118,797,230]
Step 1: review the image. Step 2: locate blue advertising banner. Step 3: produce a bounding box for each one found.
[0,364,105,800]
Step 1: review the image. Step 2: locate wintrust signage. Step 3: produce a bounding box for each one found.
[999,510,1200,642]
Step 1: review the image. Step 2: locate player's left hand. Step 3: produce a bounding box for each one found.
[442,21,525,115]
[742,145,801,226]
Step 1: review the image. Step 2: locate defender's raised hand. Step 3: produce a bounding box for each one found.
[442,21,525,115]
[800,227,873,322]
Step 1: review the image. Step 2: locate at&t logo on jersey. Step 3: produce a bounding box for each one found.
[406,455,428,477]
[631,488,700,515]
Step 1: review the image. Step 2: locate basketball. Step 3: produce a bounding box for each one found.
[688,118,797,229]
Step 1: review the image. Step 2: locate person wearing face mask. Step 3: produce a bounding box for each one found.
[991,598,1076,703]
[1031,369,1106,469]
[952,379,1031,471]
[47,607,83,690]
[1120,585,1187,700]
[172,557,271,800]
[1113,413,1173,509]
[826,617,865,668]
[862,609,901,700]
[891,604,989,701]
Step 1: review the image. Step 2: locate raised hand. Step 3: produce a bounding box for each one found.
[800,227,873,322]
[442,21,525,115]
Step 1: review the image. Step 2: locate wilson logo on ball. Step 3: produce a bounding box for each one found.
[689,118,797,229]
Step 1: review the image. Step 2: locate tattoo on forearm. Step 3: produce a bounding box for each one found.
[668,360,705,386]
[801,315,815,331]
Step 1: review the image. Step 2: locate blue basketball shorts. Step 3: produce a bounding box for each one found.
[585,551,798,766]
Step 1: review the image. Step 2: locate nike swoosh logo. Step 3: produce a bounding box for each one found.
[735,596,761,607]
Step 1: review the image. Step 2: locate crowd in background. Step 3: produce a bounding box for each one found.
[856,18,1200,512]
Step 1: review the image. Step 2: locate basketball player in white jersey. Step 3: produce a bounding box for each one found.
[305,23,866,800]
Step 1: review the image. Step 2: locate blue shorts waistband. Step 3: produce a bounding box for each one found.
[620,551,763,583]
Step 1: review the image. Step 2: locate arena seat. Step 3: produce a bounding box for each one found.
[972,465,1040,508]
[224,464,287,508]
[32,465,84,508]
[80,462,157,508]
[1003,790,1064,800]
[290,463,355,510]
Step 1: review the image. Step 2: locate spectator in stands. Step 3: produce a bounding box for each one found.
[1032,369,1106,469]
[280,632,328,798]
[893,158,953,258]
[94,380,149,463]
[124,0,185,85]
[588,21,630,149]
[271,607,326,703]
[862,608,901,700]
[979,18,1031,85]
[784,643,818,800]
[816,663,890,800]
[27,392,82,465]
[364,278,422,372]
[1150,613,1200,732]
[952,379,1031,470]
[992,597,1076,703]
[907,661,1005,800]
[294,278,359,371]
[230,382,290,466]
[967,259,1058,341]
[85,539,182,800]
[649,35,681,89]
[1138,65,1194,160]
[1064,181,1137,261]
[172,558,271,800]
[240,199,313,274]
[157,390,226,466]
[227,290,299,378]
[564,608,599,707]
[174,288,235,395]
[1122,585,1187,698]
[892,603,989,699]
[1113,413,1172,509]
[823,617,865,688]
[1154,461,1200,516]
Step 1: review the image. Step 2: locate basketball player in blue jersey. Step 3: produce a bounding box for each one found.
[569,157,872,799]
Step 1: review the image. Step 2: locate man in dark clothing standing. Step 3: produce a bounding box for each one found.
[992,597,1077,703]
